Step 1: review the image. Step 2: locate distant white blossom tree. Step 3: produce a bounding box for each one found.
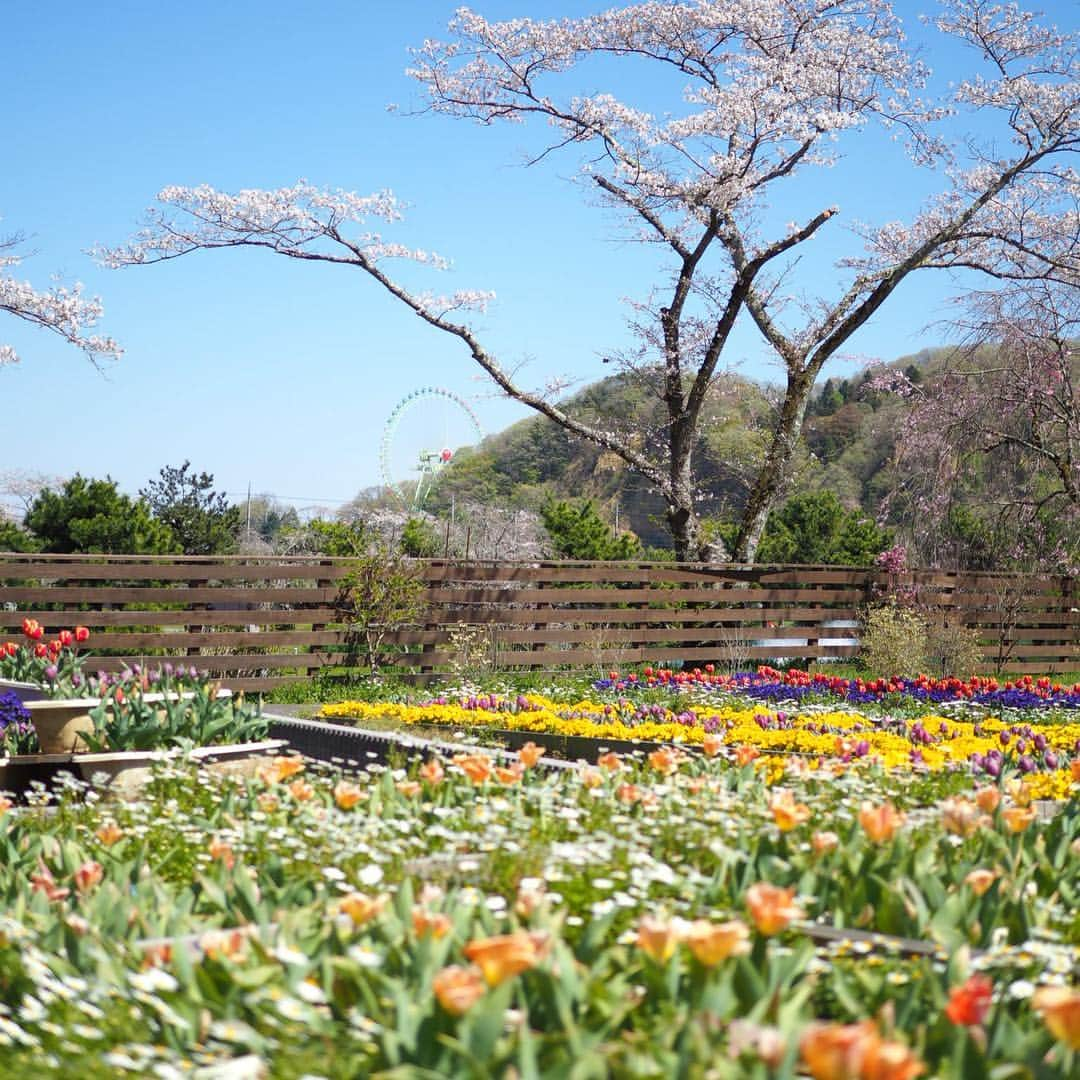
[105,0,1078,561]
[1,232,119,366]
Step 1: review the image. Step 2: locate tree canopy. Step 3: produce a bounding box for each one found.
[140,461,241,555]
[106,0,1079,563]
[26,475,177,554]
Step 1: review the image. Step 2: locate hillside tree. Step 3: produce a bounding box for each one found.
[104,0,1079,561]
[876,279,1079,571]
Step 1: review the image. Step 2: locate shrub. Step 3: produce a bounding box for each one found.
[859,602,929,676]
[335,544,427,675]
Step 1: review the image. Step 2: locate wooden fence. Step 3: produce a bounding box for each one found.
[0,554,1075,689]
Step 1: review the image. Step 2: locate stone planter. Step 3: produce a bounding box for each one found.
[24,697,99,753]
[0,739,288,797]
[0,678,49,704]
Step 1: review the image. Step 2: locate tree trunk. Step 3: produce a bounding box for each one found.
[667,502,700,562]
[731,369,814,563]
[666,418,701,562]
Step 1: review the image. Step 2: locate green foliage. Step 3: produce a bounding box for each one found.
[755,491,892,566]
[79,685,268,752]
[541,498,641,560]
[303,518,370,557]
[140,461,241,555]
[335,543,427,674]
[400,516,441,558]
[25,475,178,554]
[0,519,40,552]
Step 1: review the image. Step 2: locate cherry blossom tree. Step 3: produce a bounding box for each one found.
[1,231,119,367]
[105,0,1078,561]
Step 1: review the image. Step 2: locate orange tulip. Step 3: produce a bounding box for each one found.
[453,754,493,784]
[396,780,422,798]
[0,795,13,816]
[974,786,1001,813]
[30,862,70,902]
[256,791,280,813]
[702,732,724,757]
[288,778,315,801]
[208,837,235,869]
[648,747,679,775]
[73,860,103,894]
[636,915,685,963]
[745,882,803,936]
[859,801,904,844]
[333,780,365,810]
[683,919,751,967]
[463,931,547,986]
[518,741,544,768]
[1032,985,1080,1050]
[580,767,604,788]
[432,965,486,1016]
[495,762,525,785]
[800,1021,878,1080]
[1071,759,1080,783]
[418,759,445,785]
[963,868,997,897]
[735,744,760,767]
[859,1036,926,1080]
[945,974,993,1027]
[616,782,643,805]
[339,892,387,927]
[257,756,305,784]
[770,789,812,831]
[1001,804,1036,833]
[95,821,123,846]
[940,797,988,838]
[412,907,453,940]
[812,831,839,856]
[597,751,622,771]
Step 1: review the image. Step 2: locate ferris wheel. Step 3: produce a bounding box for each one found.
[379,387,485,508]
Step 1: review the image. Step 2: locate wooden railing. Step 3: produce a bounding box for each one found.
[0,554,1075,689]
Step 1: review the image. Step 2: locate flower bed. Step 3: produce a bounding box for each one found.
[597,665,1080,709]
[0,738,1076,1075]
[323,693,1080,800]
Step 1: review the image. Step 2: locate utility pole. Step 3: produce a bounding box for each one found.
[245,481,252,541]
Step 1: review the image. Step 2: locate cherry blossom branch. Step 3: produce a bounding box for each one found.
[0,235,120,366]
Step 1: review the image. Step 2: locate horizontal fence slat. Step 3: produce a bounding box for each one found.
[0,587,336,605]
[0,553,1072,685]
[0,609,342,630]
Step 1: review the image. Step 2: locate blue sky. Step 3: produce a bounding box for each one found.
[2,0,1075,517]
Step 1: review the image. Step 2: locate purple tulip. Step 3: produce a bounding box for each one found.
[1018,755,1035,773]
[1033,733,1047,752]
[44,664,58,681]
[1043,752,1059,770]
[984,757,1002,778]
[999,731,1011,746]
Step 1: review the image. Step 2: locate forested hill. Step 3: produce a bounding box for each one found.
[425,350,938,550]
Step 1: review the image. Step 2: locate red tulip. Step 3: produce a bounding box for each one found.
[946,975,993,1027]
